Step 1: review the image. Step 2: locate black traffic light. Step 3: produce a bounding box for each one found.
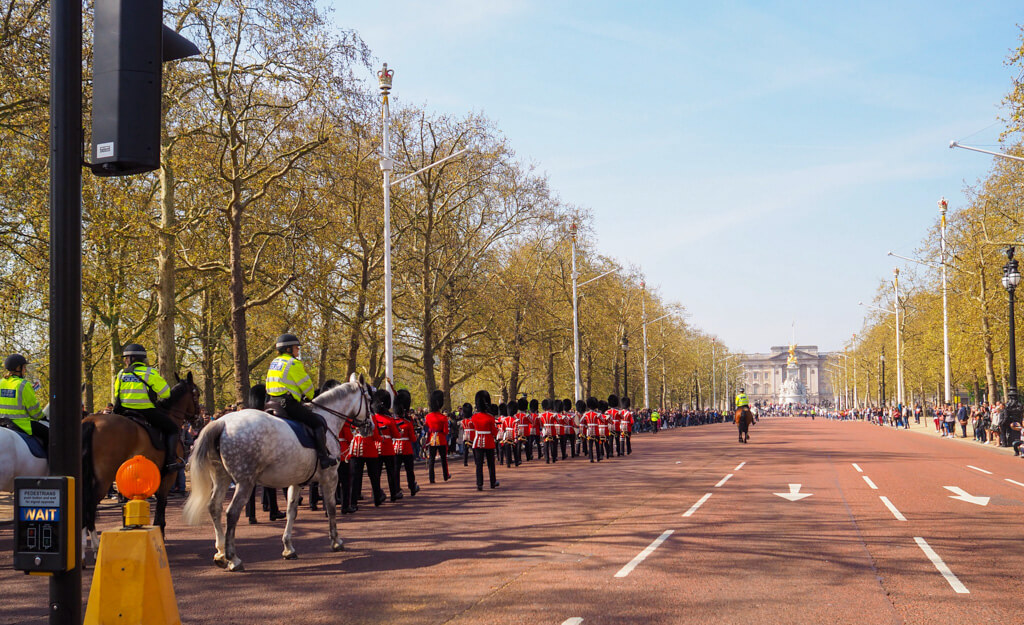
[90,0,199,177]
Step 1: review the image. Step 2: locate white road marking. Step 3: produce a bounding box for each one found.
[734,461,746,471]
[914,537,969,594]
[852,463,863,473]
[561,619,584,625]
[614,530,674,578]
[879,496,907,521]
[943,486,990,506]
[967,465,992,475]
[862,476,878,490]
[774,483,813,501]
[715,474,733,488]
[682,493,713,517]
[1005,478,1024,488]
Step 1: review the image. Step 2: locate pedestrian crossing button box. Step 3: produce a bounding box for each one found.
[13,476,75,574]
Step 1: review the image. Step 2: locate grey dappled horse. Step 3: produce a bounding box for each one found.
[183,373,373,571]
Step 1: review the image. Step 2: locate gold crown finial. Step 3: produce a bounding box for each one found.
[378,63,394,95]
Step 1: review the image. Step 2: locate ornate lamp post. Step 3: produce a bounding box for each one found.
[879,350,886,407]
[1002,247,1022,430]
[621,334,630,403]
[378,63,396,388]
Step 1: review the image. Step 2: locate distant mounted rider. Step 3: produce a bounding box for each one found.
[264,333,337,469]
[0,353,47,448]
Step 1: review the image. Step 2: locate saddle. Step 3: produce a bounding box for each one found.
[263,398,320,451]
[0,418,47,458]
[118,411,166,451]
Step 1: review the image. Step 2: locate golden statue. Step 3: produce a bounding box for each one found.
[787,343,797,367]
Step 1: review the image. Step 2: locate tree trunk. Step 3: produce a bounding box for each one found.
[613,361,620,397]
[546,345,555,401]
[979,273,998,405]
[82,316,96,413]
[228,201,250,405]
[440,340,453,411]
[156,142,177,381]
[317,308,332,390]
[108,323,122,401]
[200,285,217,414]
[508,309,523,398]
[366,325,380,386]
[421,305,437,394]
[346,258,369,377]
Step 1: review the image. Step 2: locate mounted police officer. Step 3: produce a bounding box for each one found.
[0,353,47,448]
[113,344,178,470]
[265,333,337,469]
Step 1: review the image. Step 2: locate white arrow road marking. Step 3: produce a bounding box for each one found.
[614,530,674,578]
[561,619,584,625]
[852,463,863,473]
[879,496,906,521]
[715,474,733,488]
[682,493,713,517]
[1005,478,1024,489]
[774,484,813,501]
[967,465,992,475]
[862,476,878,490]
[944,486,989,506]
[914,537,969,594]
[734,461,746,471]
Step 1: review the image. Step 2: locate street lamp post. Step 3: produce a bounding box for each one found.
[893,267,904,406]
[712,338,717,411]
[621,334,630,403]
[378,64,395,387]
[939,197,952,403]
[851,333,859,409]
[641,282,650,409]
[1001,247,1022,430]
[570,222,615,401]
[880,350,886,407]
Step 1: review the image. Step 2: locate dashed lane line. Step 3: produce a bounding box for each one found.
[862,475,878,490]
[914,537,969,594]
[734,461,746,471]
[1006,478,1024,488]
[561,619,584,625]
[715,474,733,488]
[967,465,992,475]
[879,496,907,521]
[682,493,713,517]
[852,463,863,473]
[613,530,674,578]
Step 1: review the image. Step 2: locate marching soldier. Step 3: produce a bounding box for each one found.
[528,398,542,459]
[621,396,634,455]
[1,354,46,448]
[499,403,518,467]
[582,397,601,462]
[470,390,499,490]
[113,344,179,470]
[424,390,451,483]
[392,389,420,496]
[352,389,387,507]
[608,394,623,456]
[374,394,403,502]
[539,399,558,463]
[597,400,611,460]
[574,399,587,458]
[460,402,475,467]
[562,398,576,459]
[265,334,336,469]
[514,397,530,463]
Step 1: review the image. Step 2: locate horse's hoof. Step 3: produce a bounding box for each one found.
[331,542,344,552]
[227,561,244,572]
[283,552,299,560]
[214,556,228,569]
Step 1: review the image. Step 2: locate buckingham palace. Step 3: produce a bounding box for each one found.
[740,345,834,404]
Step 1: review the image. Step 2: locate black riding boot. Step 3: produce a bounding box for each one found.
[314,424,338,469]
[164,431,184,472]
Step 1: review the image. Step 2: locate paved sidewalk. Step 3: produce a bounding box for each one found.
[0,492,11,524]
[865,412,1020,457]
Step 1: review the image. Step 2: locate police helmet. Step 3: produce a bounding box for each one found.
[738,387,745,393]
[122,343,147,358]
[4,353,28,372]
[275,333,301,351]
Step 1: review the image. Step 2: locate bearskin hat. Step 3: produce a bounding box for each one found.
[517,397,528,411]
[475,389,491,412]
[498,402,508,416]
[429,389,444,412]
[598,400,608,412]
[371,389,392,415]
[541,398,551,410]
[461,402,473,419]
[608,394,619,408]
[576,399,587,413]
[395,388,412,416]
[586,396,598,410]
[529,398,539,412]
[622,396,631,409]
[488,403,499,416]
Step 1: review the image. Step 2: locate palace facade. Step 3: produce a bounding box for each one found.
[740,345,834,404]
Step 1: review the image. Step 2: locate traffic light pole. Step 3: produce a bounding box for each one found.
[49,0,84,622]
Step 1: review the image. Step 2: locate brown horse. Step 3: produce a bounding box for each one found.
[735,406,754,443]
[81,372,202,551]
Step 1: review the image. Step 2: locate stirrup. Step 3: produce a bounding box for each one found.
[318,455,338,469]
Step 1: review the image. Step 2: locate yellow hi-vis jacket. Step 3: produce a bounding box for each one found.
[114,363,170,410]
[735,393,749,407]
[265,353,314,402]
[0,375,43,435]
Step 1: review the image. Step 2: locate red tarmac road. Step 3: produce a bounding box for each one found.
[2,418,1023,625]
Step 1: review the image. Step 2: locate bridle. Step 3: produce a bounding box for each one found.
[307,380,373,430]
[167,381,202,429]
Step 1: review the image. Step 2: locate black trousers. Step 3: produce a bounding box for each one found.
[544,437,558,463]
[513,439,523,465]
[246,486,280,519]
[614,433,623,456]
[500,443,515,467]
[567,434,577,458]
[397,454,417,490]
[29,420,50,448]
[527,434,540,460]
[625,433,632,455]
[604,436,613,458]
[428,444,450,482]
[337,460,352,509]
[382,455,401,498]
[351,456,384,504]
[473,448,497,488]
[463,441,471,466]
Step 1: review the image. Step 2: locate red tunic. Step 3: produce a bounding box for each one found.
[620,410,634,435]
[528,413,541,436]
[461,417,475,442]
[596,413,609,438]
[606,408,620,433]
[515,412,530,439]
[373,413,399,456]
[470,412,497,449]
[393,417,415,455]
[539,411,557,438]
[425,411,450,447]
[351,420,381,458]
[338,422,354,462]
[500,415,517,444]
[583,411,601,437]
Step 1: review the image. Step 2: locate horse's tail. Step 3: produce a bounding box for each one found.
[182,418,225,526]
[81,420,97,531]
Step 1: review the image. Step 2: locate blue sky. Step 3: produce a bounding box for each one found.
[330,0,1023,353]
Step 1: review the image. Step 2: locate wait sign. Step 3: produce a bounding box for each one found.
[13,476,76,574]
